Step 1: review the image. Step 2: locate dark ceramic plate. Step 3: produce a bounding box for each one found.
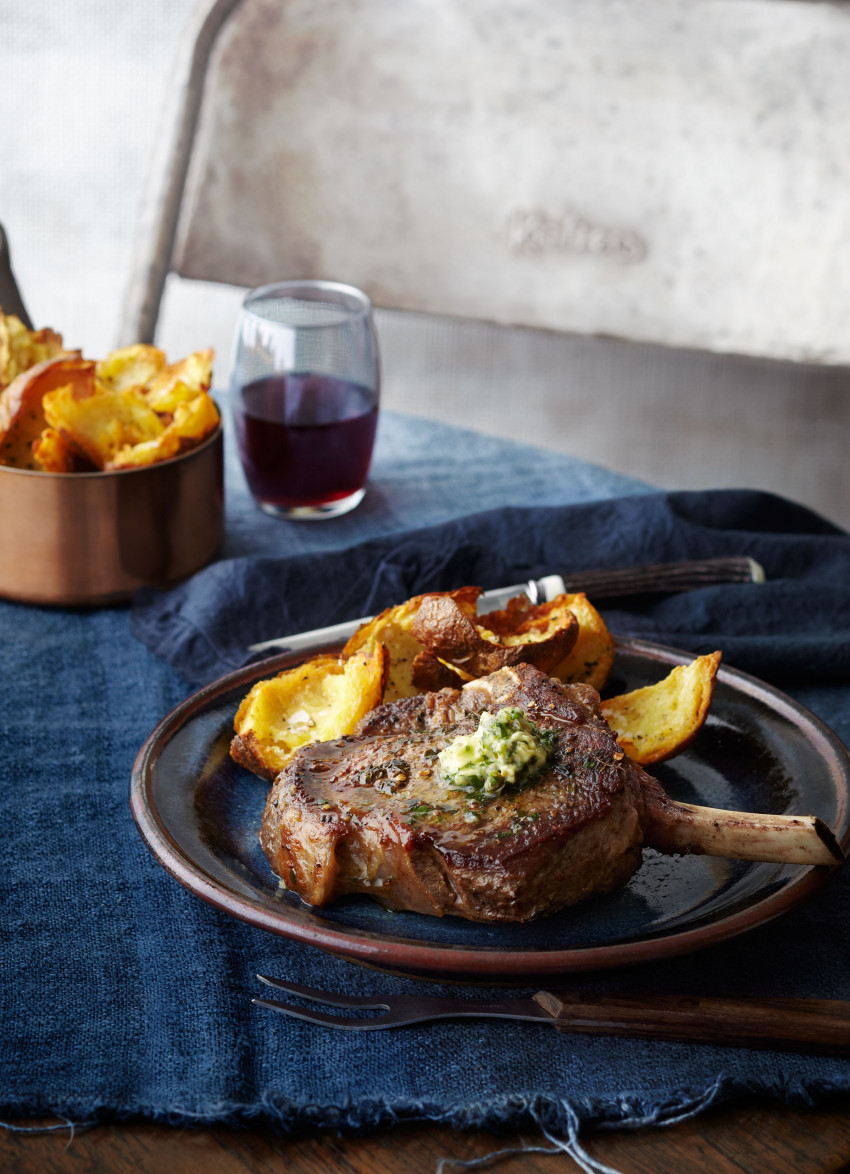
[131,639,850,980]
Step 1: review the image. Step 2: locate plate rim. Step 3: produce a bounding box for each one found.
[130,637,850,979]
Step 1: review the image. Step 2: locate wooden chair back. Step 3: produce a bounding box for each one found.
[122,0,850,366]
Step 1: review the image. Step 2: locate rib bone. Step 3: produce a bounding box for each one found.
[641,783,844,866]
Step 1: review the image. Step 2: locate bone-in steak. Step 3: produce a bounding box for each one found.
[259,663,652,922]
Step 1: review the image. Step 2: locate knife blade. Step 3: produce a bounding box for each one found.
[247,573,564,654]
[247,555,764,654]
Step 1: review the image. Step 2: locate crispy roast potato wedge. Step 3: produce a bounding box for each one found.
[410,649,470,692]
[547,593,615,691]
[107,392,220,469]
[95,344,214,413]
[95,344,167,392]
[601,651,722,765]
[479,591,614,690]
[32,427,97,473]
[0,356,93,469]
[43,382,165,469]
[0,327,218,473]
[142,348,214,414]
[352,587,612,697]
[232,583,723,784]
[342,587,481,701]
[231,647,390,780]
[411,593,579,677]
[0,312,65,390]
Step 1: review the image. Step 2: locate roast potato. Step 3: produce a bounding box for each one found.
[231,646,390,780]
[411,593,579,677]
[142,348,214,414]
[410,649,470,692]
[43,377,219,472]
[0,356,94,470]
[0,332,219,473]
[232,587,722,786]
[32,427,96,473]
[478,591,613,689]
[43,382,165,469]
[107,392,220,469]
[342,587,481,701]
[95,344,167,391]
[601,651,722,765]
[547,593,615,691]
[0,312,65,390]
[95,345,214,415]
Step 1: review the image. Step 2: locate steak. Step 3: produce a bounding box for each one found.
[259,663,653,921]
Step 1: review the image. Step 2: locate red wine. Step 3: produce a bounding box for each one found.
[234,372,378,509]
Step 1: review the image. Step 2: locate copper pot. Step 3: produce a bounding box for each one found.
[0,426,224,605]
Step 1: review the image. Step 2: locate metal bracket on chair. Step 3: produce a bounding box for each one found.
[118,0,244,345]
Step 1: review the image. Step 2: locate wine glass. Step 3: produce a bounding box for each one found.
[230,280,380,520]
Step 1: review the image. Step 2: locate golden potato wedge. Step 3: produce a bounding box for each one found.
[104,431,181,470]
[482,591,614,690]
[95,344,166,391]
[0,328,216,474]
[32,427,97,473]
[43,382,165,469]
[142,377,201,417]
[0,312,65,389]
[342,586,481,701]
[230,646,390,780]
[168,390,220,445]
[0,356,95,469]
[106,392,220,469]
[477,592,613,687]
[601,651,722,765]
[478,593,574,642]
[142,348,214,414]
[411,593,578,677]
[547,593,615,691]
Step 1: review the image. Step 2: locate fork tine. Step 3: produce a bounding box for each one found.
[252,997,400,1029]
[255,975,392,1010]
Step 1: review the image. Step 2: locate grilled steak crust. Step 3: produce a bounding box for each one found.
[259,664,649,922]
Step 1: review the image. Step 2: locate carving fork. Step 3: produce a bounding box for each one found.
[253,976,850,1054]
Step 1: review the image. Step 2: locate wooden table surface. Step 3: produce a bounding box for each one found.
[5,1098,850,1174]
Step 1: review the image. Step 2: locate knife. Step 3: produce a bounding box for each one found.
[247,555,764,655]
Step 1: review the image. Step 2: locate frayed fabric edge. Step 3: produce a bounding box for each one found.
[0,1090,710,1174]
[1,1074,845,1143]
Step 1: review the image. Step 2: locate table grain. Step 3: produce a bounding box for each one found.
[4,1100,850,1174]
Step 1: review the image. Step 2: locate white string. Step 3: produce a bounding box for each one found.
[434,1104,625,1174]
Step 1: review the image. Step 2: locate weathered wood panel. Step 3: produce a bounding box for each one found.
[174,0,850,363]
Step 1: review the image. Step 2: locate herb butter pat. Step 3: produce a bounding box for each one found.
[437,707,557,797]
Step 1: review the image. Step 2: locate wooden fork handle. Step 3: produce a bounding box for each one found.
[534,991,850,1054]
[559,555,764,600]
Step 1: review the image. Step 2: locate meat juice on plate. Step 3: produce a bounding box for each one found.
[234,372,378,508]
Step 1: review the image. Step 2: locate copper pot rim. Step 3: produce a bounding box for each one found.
[0,423,223,481]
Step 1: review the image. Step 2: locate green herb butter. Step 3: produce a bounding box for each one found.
[437,707,557,797]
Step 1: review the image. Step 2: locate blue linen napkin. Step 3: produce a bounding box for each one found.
[133,485,850,688]
[4,412,850,1170]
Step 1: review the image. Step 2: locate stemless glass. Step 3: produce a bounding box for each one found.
[230,280,380,520]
